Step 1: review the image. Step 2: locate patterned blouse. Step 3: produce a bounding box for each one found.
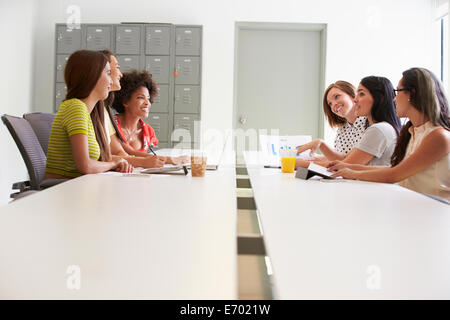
[334,117,369,154]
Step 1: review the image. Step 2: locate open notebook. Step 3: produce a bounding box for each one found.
[140,165,189,175]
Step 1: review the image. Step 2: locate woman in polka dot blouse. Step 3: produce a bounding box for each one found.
[296,81,368,167]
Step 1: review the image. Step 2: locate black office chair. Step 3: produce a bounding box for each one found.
[1,114,66,199]
[23,112,55,156]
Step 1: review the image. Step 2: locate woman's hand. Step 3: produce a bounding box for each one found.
[297,139,322,156]
[164,155,189,165]
[327,160,350,172]
[330,168,359,179]
[114,158,134,173]
[145,155,165,168]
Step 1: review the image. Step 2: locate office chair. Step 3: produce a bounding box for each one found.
[23,112,55,156]
[1,114,66,199]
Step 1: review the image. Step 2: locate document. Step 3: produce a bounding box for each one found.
[259,134,313,166]
[140,165,188,174]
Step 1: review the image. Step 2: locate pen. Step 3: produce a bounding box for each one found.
[148,144,157,156]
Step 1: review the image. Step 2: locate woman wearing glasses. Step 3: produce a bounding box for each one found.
[330,68,450,200]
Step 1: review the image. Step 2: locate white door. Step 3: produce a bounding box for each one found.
[234,23,325,155]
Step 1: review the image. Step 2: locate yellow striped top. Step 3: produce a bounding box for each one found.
[46,98,100,178]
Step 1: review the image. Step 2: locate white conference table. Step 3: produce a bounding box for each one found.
[0,155,237,299]
[243,151,450,299]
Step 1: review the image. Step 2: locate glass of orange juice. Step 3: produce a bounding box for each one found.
[280,148,296,173]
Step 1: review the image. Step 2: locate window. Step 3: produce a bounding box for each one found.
[441,14,448,90]
[435,0,449,92]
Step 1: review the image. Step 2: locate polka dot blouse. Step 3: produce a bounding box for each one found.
[334,117,369,154]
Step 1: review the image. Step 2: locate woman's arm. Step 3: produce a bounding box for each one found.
[296,139,346,161]
[341,148,375,165]
[327,160,386,171]
[332,128,450,182]
[110,134,166,168]
[112,154,165,168]
[113,135,187,165]
[70,134,133,173]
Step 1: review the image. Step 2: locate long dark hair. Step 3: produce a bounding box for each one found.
[65,50,111,161]
[391,68,450,166]
[360,76,402,135]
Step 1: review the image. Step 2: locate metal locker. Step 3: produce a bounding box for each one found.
[56,54,70,83]
[115,26,141,54]
[116,55,140,73]
[86,26,111,50]
[174,86,200,114]
[55,83,67,110]
[56,26,82,53]
[145,56,170,84]
[174,57,200,85]
[173,114,200,144]
[151,85,169,113]
[175,27,201,56]
[144,113,169,143]
[145,26,171,55]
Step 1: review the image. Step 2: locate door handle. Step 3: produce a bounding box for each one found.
[239,116,247,125]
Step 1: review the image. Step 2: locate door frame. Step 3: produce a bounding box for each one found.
[232,21,327,141]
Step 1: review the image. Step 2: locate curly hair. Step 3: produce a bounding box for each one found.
[111,70,158,114]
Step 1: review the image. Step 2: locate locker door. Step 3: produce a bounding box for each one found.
[151,85,169,113]
[56,54,70,83]
[56,26,82,53]
[175,27,201,56]
[86,26,111,50]
[115,26,141,54]
[145,56,170,84]
[175,57,200,84]
[174,85,200,114]
[144,113,169,143]
[173,114,200,144]
[55,83,67,110]
[145,26,171,55]
[116,55,140,73]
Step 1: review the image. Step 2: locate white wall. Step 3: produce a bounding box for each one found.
[31,0,435,140]
[0,0,37,205]
[0,0,438,205]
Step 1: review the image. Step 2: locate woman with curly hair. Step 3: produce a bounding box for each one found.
[110,70,187,165]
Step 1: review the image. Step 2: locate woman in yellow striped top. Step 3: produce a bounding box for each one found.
[45,50,133,179]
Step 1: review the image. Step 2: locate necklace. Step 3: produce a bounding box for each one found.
[123,122,141,142]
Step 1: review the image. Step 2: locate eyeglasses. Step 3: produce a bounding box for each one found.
[393,88,409,96]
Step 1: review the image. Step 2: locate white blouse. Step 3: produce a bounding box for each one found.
[399,121,450,200]
[334,117,368,154]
